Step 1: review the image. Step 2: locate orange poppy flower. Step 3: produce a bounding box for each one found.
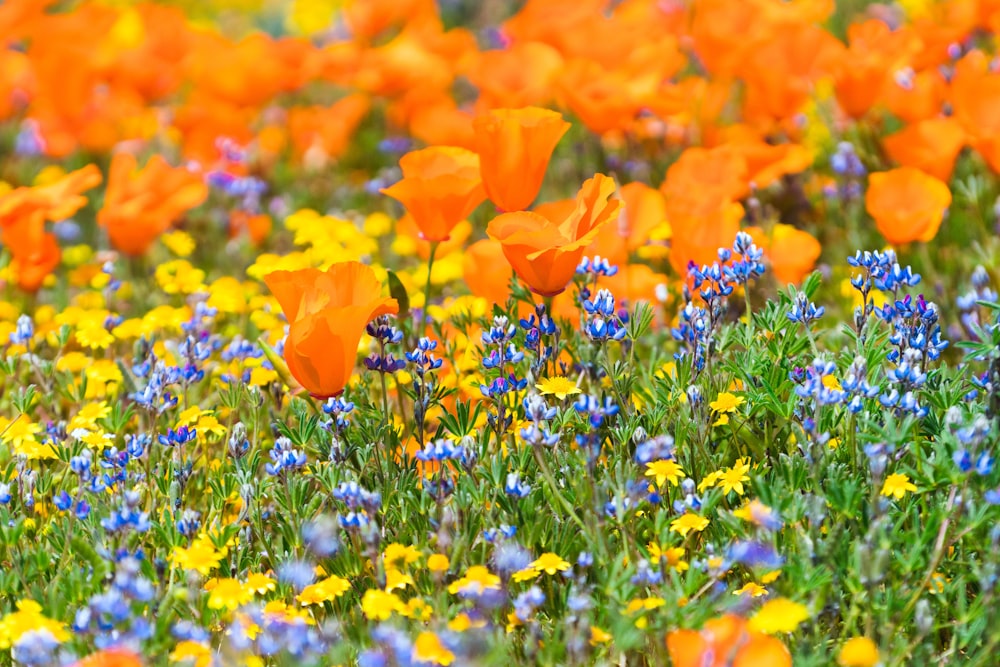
[263,262,399,400]
[464,42,564,110]
[97,153,208,257]
[668,202,744,277]
[463,238,516,306]
[882,66,947,124]
[287,94,370,166]
[748,224,822,286]
[473,107,570,212]
[883,118,966,182]
[2,214,60,293]
[69,648,143,667]
[0,164,102,228]
[229,210,272,246]
[556,59,638,136]
[381,146,486,242]
[833,19,918,119]
[486,173,621,297]
[667,614,791,667]
[865,167,952,245]
[585,182,667,265]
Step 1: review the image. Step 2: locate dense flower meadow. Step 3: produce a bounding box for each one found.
[3,0,1000,665]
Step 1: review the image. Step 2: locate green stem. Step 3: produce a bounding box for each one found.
[532,445,587,534]
[421,242,439,332]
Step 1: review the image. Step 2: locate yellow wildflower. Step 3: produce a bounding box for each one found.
[669,513,709,537]
[881,473,917,500]
[748,598,810,634]
[709,392,745,413]
[535,376,581,400]
[645,459,684,487]
[838,637,880,667]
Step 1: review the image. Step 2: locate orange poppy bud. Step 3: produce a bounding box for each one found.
[473,107,570,212]
[98,153,208,257]
[262,262,398,400]
[865,167,952,245]
[381,146,485,242]
[486,173,621,297]
[70,648,143,667]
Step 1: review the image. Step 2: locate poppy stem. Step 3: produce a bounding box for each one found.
[420,242,439,334]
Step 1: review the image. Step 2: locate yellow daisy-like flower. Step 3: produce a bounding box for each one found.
[881,473,917,500]
[0,600,69,649]
[733,582,768,598]
[297,574,350,605]
[531,552,571,575]
[385,568,414,593]
[243,573,276,595]
[698,470,722,493]
[426,554,450,573]
[838,637,880,667]
[361,589,405,621]
[512,567,541,582]
[169,640,212,667]
[448,612,487,632]
[645,459,684,487]
[748,598,810,634]
[589,626,612,646]
[669,513,709,537]
[206,578,253,611]
[75,325,114,350]
[156,259,207,295]
[412,631,455,666]
[0,416,55,460]
[170,536,227,575]
[535,376,581,401]
[384,543,422,568]
[448,566,501,596]
[718,464,750,496]
[709,392,745,414]
[162,230,196,257]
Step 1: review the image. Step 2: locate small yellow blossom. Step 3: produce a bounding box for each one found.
[645,459,684,487]
[385,569,414,593]
[733,582,768,598]
[0,600,69,649]
[171,536,226,575]
[162,230,196,257]
[698,470,722,493]
[531,552,570,576]
[169,640,212,667]
[709,392,745,414]
[748,598,810,634]
[589,626,612,645]
[206,578,252,611]
[838,637,880,667]
[384,543,421,568]
[512,567,541,582]
[535,376,581,400]
[718,461,751,496]
[427,554,450,573]
[881,473,917,500]
[448,566,501,596]
[297,574,350,605]
[361,589,405,620]
[412,631,455,666]
[670,513,709,537]
[244,573,276,594]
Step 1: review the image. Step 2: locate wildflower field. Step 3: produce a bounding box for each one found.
[5,0,1000,665]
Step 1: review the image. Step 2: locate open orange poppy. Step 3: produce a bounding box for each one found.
[865,167,951,245]
[473,107,570,212]
[883,118,966,182]
[381,146,486,242]
[486,173,621,297]
[97,153,208,257]
[263,262,398,400]
[667,614,791,667]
